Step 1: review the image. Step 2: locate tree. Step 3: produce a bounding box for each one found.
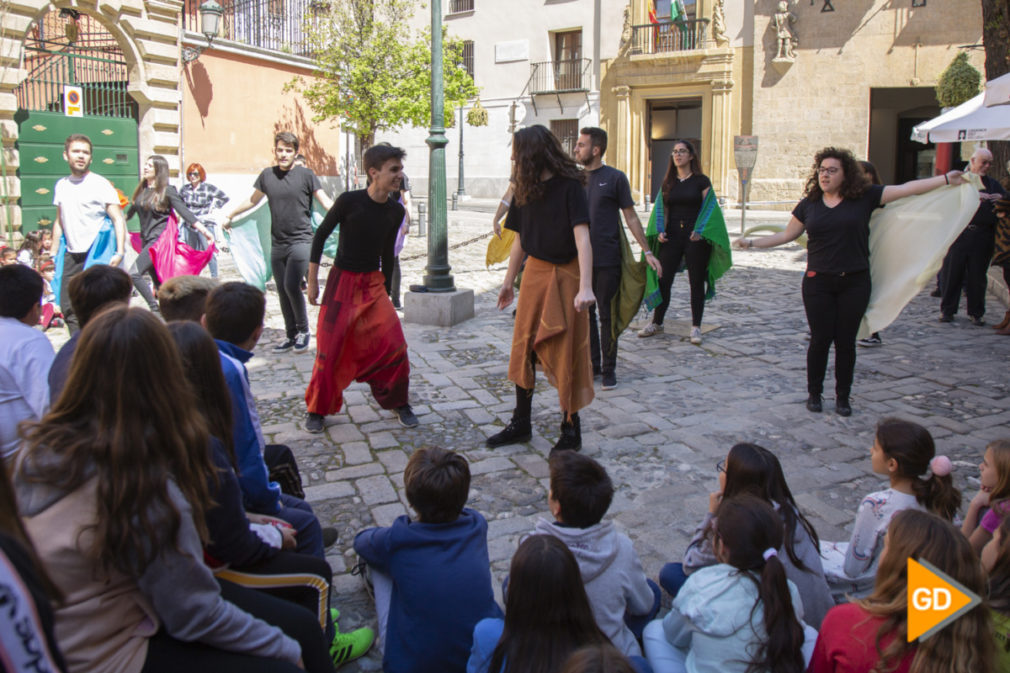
[981,0,1010,182]
[287,0,478,149]
[936,52,981,108]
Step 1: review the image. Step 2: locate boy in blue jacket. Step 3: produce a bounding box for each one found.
[203,281,329,559]
[354,447,502,673]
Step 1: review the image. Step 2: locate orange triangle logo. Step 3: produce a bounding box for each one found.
[907,558,981,642]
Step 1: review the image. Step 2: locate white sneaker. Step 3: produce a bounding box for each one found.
[690,327,702,345]
[638,323,663,338]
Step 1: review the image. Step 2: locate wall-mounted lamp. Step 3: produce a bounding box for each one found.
[182,0,224,63]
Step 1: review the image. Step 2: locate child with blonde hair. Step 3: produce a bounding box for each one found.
[961,439,1010,554]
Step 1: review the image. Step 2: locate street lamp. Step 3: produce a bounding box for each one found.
[423,0,455,292]
[182,0,224,64]
[457,105,465,197]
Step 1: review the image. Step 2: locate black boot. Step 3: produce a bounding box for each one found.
[835,396,852,417]
[550,412,581,454]
[487,385,533,448]
[806,393,822,413]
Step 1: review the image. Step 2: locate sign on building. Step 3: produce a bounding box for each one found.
[64,85,83,117]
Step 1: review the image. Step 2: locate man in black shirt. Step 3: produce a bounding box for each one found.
[574,127,662,390]
[303,144,417,432]
[224,132,333,354]
[938,148,1008,324]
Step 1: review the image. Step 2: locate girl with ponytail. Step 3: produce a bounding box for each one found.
[820,418,960,601]
[643,495,815,673]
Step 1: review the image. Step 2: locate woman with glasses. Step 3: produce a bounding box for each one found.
[735,147,963,416]
[638,139,711,345]
[180,163,230,278]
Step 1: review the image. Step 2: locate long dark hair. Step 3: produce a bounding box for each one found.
[721,443,820,571]
[132,154,170,211]
[19,307,214,577]
[860,510,992,673]
[875,418,960,520]
[0,456,61,600]
[511,125,584,207]
[715,496,805,673]
[490,535,609,673]
[660,139,704,201]
[859,160,882,186]
[803,147,870,201]
[167,321,235,467]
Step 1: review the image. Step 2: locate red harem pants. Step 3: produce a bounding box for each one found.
[305,269,410,415]
[508,256,594,415]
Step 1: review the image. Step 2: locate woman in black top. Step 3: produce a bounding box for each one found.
[638,140,712,345]
[736,147,964,416]
[127,155,210,311]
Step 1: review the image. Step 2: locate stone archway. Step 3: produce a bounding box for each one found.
[0,0,183,233]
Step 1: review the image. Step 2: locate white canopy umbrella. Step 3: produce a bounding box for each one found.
[984,72,1010,107]
[911,92,1010,143]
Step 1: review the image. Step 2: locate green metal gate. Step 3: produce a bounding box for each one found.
[14,10,139,234]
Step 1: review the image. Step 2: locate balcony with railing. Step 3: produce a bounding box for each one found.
[447,0,474,13]
[183,0,321,57]
[528,58,592,95]
[628,19,710,55]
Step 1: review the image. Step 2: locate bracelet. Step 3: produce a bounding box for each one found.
[500,199,510,207]
[945,174,949,185]
[644,250,655,256]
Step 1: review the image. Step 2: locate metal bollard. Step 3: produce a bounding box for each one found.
[417,202,427,237]
[643,194,650,212]
[451,192,458,211]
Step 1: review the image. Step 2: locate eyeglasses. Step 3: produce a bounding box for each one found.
[818,167,841,176]
[672,149,691,156]
[187,172,200,177]
[716,459,726,473]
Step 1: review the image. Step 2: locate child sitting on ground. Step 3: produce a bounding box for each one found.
[982,516,1010,671]
[203,282,335,557]
[533,451,658,657]
[354,447,502,673]
[660,443,832,627]
[643,495,817,673]
[820,418,960,600]
[809,509,991,672]
[158,274,219,322]
[961,439,1010,554]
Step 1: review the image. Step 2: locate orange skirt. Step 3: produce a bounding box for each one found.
[305,269,410,415]
[508,256,594,415]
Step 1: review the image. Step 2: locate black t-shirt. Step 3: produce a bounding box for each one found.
[663,173,712,224]
[792,184,885,274]
[586,165,635,268]
[505,176,589,265]
[253,165,322,247]
[312,189,404,293]
[126,185,200,246]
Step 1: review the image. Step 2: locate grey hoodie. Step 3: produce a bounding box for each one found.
[534,517,655,657]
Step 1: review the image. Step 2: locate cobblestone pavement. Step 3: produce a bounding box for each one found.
[45,204,1010,670]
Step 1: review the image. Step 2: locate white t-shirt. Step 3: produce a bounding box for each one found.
[53,172,119,253]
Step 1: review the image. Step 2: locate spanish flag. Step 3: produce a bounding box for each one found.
[648,0,659,23]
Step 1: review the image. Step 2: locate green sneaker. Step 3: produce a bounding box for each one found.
[330,626,374,668]
[329,607,340,623]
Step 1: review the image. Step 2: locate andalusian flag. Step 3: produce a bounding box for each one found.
[694,189,733,300]
[641,190,733,312]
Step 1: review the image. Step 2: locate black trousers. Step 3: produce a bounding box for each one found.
[140,578,331,673]
[654,221,711,326]
[588,265,621,376]
[802,270,871,398]
[271,242,311,338]
[130,245,159,310]
[940,226,995,319]
[59,251,88,334]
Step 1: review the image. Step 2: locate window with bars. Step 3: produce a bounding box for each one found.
[461,40,474,78]
[550,120,579,157]
[449,0,474,13]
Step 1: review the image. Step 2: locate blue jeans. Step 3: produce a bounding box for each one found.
[658,562,689,598]
[625,579,662,641]
[278,493,324,560]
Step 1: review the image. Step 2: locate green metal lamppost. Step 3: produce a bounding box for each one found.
[423,0,455,292]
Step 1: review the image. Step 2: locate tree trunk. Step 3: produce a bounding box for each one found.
[982,0,1010,183]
